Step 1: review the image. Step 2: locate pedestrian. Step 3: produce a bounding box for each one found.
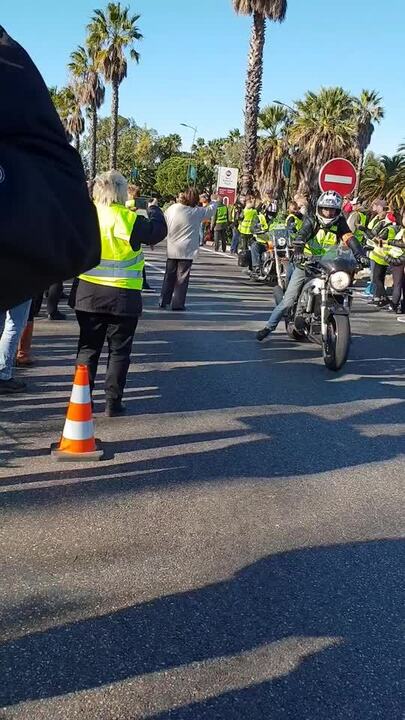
[342,195,353,216]
[230,200,243,253]
[211,196,230,252]
[0,300,31,393]
[347,197,368,243]
[199,194,211,246]
[387,211,405,315]
[69,171,167,416]
[0,27,100,312]
[238,197,259,269]
[160,188,215,311]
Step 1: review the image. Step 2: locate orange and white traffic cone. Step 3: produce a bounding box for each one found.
[51,364,103,461]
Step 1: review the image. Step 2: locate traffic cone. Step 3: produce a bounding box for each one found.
[51,364,103,461]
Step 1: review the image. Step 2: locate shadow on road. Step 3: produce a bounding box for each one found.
[1,539,403,718]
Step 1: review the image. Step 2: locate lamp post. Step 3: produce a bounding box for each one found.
[180,122,198,185]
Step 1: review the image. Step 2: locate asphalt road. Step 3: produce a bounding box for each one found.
[1,244,404,719]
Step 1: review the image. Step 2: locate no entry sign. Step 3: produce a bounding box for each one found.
[319,158,357,196]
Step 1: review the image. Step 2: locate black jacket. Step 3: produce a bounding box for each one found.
[70,206,167,317]
[294,215,364,258]
[0,27,100,311]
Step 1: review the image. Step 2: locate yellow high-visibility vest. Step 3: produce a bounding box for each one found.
[80,203,144,290]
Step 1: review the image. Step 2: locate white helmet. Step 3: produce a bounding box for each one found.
[316,191,343,227]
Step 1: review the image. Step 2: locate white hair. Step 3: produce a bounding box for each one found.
[93,170,128,206]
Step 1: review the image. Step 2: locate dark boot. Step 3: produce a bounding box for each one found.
[105,400,126,417]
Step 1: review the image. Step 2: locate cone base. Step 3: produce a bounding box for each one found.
[50,440,104,462]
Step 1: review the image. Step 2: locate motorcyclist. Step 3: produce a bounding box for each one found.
[256,191,368,341]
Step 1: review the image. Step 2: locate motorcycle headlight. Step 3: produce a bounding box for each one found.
[277,237,287,247]
[330,271,351,291]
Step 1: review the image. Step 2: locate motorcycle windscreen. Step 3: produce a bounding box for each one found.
[317,246,357,274]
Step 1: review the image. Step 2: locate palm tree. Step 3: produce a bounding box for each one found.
[256,103,290,197]
[49,85,84,149]
[354,89,384,194]
[233,0,287,196]
[360,153,405,208]
[88,3,142,170]
[69,44,105,180]
[289,87,357,203]
[64,86,85,151]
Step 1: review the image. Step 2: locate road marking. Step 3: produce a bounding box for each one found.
[324,173,353,184]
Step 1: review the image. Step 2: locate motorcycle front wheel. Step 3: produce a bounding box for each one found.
[323,314,350,371]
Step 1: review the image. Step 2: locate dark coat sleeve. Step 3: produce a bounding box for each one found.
[130,206,167,250]
[293,216,315,247]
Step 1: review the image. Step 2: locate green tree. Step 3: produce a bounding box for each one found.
[88,2,142,170]
[257,103,290,198]
[69,44,105,180]
[49,85,84,149]
[289,87,357,202]
[360,153,405,208]
[233,0,287,196]
[155,156,213,197]
[354,89,384,194]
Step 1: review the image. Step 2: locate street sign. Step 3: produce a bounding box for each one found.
[319,158,357,195]
[216,166,239,206]
[187,164,197,183]
[282,157,292,179]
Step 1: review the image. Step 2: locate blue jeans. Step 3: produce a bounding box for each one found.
[250,240,266,268]
[0,301,31,380]
[265,267,306,331]
[199,223,205,246]
[230,228,240,253]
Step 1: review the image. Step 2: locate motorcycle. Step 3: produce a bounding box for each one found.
[251,225,292,289]
[280,246,358,371]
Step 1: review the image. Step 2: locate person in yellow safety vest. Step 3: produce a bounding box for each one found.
[368,211,404,309]
[238,197,259,251]
[256,190,368,342]
[70,171,167,416]
[250,207,270,272]
[388,214,405,315]
[285,201,304,238]
[347,197,368,243]
[211,197,230,252]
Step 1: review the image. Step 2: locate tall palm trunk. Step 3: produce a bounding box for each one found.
[355,150,364,196]
[110,79,119,170]
[90,102,98,181]
[242,12,265,196]
[74,133,80,152]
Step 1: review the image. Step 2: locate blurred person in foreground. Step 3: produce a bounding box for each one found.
[0,26,100,312]
[160,188,215,311]
[69,171,167,417]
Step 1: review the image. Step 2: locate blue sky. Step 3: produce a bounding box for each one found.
[3,0,404,154]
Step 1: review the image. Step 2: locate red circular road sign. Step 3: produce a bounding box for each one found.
[319,158,357,196]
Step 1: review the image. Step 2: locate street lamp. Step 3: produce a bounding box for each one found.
[273,99,297,115]
[180,122,198,185]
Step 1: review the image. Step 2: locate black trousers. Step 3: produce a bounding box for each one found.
[160,259,193,309]
[76,311,138,401]
[373,263,387,299]
[47,282,63,315]
[214,226,228,252]
[391,264,405,310]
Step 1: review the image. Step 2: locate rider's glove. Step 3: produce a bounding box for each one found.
[293,243,305,265]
